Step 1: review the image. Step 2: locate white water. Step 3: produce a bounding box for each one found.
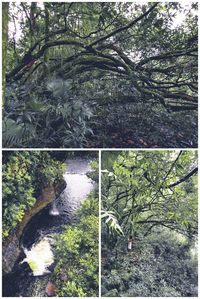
[63,172,94,208]
[21,238,54,276]
[49,201,59,216]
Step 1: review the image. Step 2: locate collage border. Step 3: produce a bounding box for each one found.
[0,0,199,297]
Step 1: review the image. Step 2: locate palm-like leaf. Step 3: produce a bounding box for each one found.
[101,210,124,235]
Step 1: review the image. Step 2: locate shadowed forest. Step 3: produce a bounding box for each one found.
[2,2,198,148]
[101,151,198,297]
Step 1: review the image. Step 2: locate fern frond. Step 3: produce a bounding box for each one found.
[3,118,26,147]
[3,118,36,147]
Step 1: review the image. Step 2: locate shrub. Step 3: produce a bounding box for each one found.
[102,228,198,297]
[2,151,64,238]
[53,196,99,297]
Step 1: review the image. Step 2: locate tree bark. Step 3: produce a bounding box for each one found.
[169,167,198,188]
[44,3,50,76]
[2,2,9,107]
[30,3,37,47]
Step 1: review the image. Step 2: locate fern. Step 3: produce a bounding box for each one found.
[3,118,26,147]
[4,78,94,147]
[3,118,36,147]
[101,210,124,236]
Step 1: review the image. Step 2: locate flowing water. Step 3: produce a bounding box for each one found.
[3,158,95,297]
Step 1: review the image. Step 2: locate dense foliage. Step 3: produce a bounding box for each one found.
[2,151,64,238]
[3,2,198,148]
[101,150,198,297]
[102,228,198,297]
[53,195,99,297]
[87,159,99,183]
[102,150,198,239]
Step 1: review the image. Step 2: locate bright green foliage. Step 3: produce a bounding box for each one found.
[2,151,64,238]
[60,281,86,297]
[87,159,99,182]
[53,196,99,297]
[77,194,99,218]
[102,150,198,240]
[57,227,80,256]
[89,159,99,171]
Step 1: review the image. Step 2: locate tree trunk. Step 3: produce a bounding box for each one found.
[30,2,37,47]
[44,3,50,76]
[2,2,9,107]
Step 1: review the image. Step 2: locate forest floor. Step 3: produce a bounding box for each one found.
[87,103,197,148]
[101,230,198,297]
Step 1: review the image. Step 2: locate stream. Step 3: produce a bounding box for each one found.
[3,158,95,297]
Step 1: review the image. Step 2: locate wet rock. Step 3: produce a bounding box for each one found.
[2,234,21,274]
[16,180,66,238]
[2,180,66,274]
[25,276,49,297]
[45,281,56,297]
[47,260,57,272]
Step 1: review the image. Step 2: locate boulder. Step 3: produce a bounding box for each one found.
[45,281,56,297]
[2,234,21,274]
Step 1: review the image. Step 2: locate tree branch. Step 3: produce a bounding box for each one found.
[137,47,198,68]
[89,3,159,47]
[169,167,198,188]
[162,151,182,182]
[6,40,85,80]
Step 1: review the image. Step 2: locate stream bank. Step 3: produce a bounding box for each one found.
[3,158,95,297]
[2,179,66,274]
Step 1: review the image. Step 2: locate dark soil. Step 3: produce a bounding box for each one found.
[87,103,198,148]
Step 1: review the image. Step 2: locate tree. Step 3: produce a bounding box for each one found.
[6,3,198,108]
[102,150,198,240]
[2,2,9,106]
[3,3,198,147]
